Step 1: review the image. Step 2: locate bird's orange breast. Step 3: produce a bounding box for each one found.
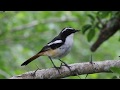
[40,49,58,58]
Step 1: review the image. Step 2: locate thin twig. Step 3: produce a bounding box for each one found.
[11,18,78,32]
[96,16,105,27]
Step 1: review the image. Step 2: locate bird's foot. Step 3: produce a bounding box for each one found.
[52,66,61,74]
[60,63,72,74]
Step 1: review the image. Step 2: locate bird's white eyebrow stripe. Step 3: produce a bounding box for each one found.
[62,27,73,33]
[48,40,62,46]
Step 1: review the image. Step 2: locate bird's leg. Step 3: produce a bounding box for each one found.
[48,56,61,74]
[58,59,72,72]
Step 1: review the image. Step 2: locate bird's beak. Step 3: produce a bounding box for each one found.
[75,30,80,32]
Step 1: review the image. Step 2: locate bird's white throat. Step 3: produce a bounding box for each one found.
[65,34,74,46]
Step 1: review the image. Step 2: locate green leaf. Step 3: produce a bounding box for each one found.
[110,67,120,75]
[87,28,95,42]
[119,37,120,41]
[97,11,111,18]
[87,14,95,21]
[82,24,92,34]
[118,30,120,41]
[111,76,117,79]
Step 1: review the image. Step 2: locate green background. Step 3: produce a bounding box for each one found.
[0,11,120,79]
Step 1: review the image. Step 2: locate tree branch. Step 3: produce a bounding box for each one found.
[11,17,78,32]
[10,60,120,79]
[91,17,120,52]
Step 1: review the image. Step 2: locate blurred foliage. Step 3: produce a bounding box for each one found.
[110,67,120,79]
[0,11,120,79]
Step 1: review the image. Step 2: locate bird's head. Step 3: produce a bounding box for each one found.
[60,27,80,38]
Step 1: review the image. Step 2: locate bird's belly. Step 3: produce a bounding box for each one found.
[51,44,72,59]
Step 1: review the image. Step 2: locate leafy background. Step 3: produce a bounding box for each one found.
[0,11,120,79]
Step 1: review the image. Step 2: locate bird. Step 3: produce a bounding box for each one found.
[21,27,79,73]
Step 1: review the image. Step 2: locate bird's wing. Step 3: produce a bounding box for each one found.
[38,36,64,53]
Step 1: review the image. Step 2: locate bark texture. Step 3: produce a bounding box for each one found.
[10,60,120,79]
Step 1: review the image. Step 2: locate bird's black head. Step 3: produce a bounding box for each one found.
[59,27,79,38]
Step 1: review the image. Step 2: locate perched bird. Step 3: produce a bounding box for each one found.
[21,27,79,72]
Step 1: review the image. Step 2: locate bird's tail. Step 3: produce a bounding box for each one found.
[21,53,43,66]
